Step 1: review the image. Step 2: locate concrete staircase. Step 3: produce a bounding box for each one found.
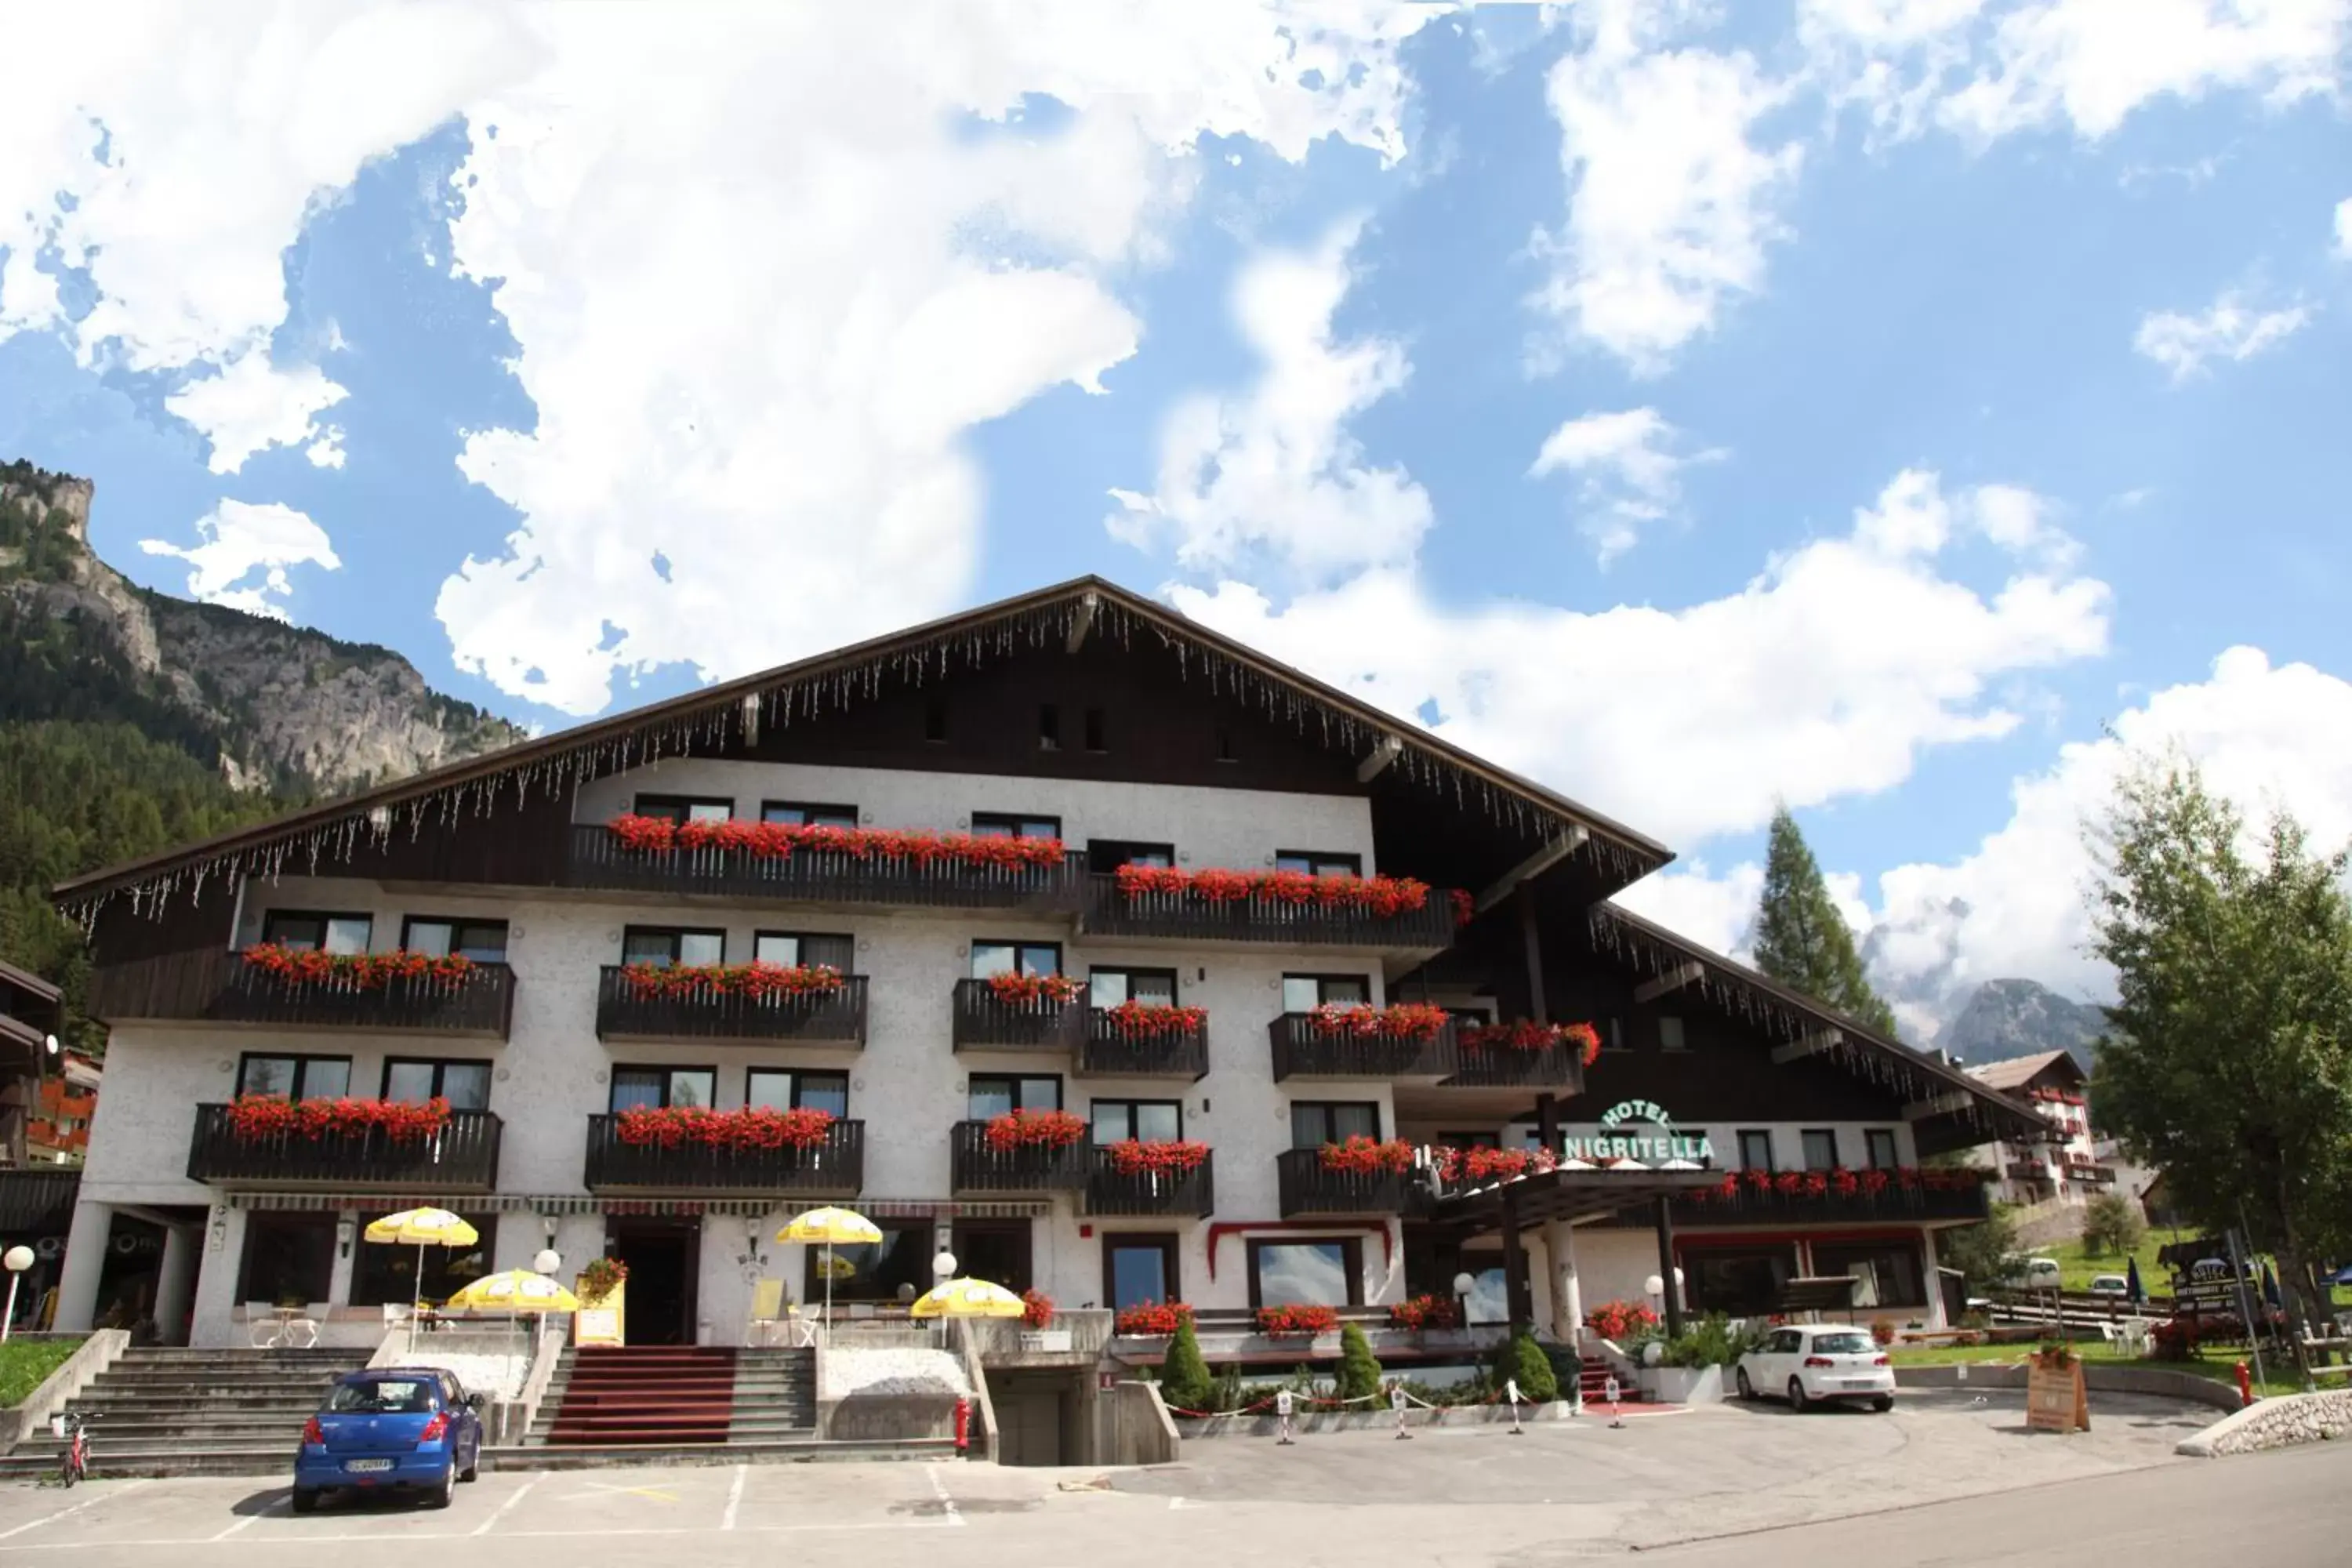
[0,1347,366,1479]
[1579,1356,1644,1406]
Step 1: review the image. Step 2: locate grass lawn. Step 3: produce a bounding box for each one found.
[1889,1340,2307,1399]
[2041,1231,2179,1294]
[0,1338,84,1408]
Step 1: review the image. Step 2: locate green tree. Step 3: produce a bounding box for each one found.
[2088,760,2352,1341]
[1335,1321,1383,1403]
[1750,806,1900,1036]
[2079,1190,2147,1259]
[1937,1202,2022,1296]
[1157,1315,1214,1413]
[1491,1332,1558,1403]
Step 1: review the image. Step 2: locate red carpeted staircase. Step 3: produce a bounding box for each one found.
[1579,1356,1644,1406]
[543,1347,741,1446]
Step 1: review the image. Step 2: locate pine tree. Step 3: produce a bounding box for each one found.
[1749,806,1900,1036]
[1491,1331,1558,1402]
[1335,1321,1383,1403]
[1157,1315,1214,1413]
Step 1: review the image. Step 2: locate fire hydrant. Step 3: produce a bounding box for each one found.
[2234,1361,2254,1408]
[954,1396,971,1453]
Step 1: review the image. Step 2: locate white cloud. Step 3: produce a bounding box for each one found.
[1,2,1439,716]
[2334,196,2352,259]
[1854,467,2080,568]
[1528,407,1722,563]
[1611,858,1766,961]
[1105,222,1432,581]
[1530,3,1803,372]
[162,348,350,474]
[2132,290,2313,380]
[140,499,341,621]
[1864,647,2352,1029]
[306,427,348,470]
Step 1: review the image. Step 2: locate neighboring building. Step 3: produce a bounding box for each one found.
[0,960,85,1330]
[49,579,2041,1366]
[1965,1051,2108,1204]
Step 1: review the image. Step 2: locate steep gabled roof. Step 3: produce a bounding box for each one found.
[1965,1051,2085,1094]
[55,575,1671,913]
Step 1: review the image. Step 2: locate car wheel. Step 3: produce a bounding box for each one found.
[1787,1377,1810,1414]
[1735,1368,1755,1402]
[459,1445,479,1484]
[289,1489,319,1515]
[426,1466,456,1510]
[1871,1396,1894,1414]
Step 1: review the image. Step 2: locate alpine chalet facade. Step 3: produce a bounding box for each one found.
[48,579,2041,1355]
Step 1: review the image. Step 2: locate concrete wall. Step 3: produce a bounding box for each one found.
[2176,1388,2352,1456]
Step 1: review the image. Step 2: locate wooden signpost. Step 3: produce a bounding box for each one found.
[2025,1349,2089,1433]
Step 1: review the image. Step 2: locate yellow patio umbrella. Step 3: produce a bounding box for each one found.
[909,1278,1025,1319]
[442,1269,581,1314]
[776,1207,881,1325]
[364,1208,481,1316]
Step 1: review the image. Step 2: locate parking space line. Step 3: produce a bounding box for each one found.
[721,1465,746,1530]
[209,1497,286,1540]
[925,1465,964,1527]
[0,1480,151,1541]
[0,1519,959,1552]
[471,1476,539,1536]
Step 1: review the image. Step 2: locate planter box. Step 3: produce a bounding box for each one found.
[1640,1364,1724,1405]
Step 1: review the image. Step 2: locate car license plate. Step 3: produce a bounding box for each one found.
[1844,1379,1876,1388]
[344,1458,394,1472]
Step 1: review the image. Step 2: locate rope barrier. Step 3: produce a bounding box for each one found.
[1168,1387,1505,1417]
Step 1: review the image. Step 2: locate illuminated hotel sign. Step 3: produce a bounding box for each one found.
[1561,1099,1715,1165]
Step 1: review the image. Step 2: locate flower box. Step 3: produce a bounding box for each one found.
[1457,1019,1603,1066]
[985,1109,1088,1151]
[619,960,845,1000]
[612,1105,835,1150]
[1102,1000,1207,1039]
[1255,1303,1339,1337]
[241,945,477,989]
[1114,1301,1192,1337]
[607,814,1067,869]
[224,1094,451,1142]
[985,971,1086,1006]
[1104,1139,1210,1177]
[1317,1136,1415,1175]
[1305,1001,1450,1040]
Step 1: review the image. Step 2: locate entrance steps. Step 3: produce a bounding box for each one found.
[0,1348,366,1479]
[1578,1356,1654,1406]
[529,1346,815,1448]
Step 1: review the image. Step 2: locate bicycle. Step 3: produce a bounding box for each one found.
[54,1412,93,1487]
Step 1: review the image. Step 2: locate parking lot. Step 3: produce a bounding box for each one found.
[0,1388,2312,1566]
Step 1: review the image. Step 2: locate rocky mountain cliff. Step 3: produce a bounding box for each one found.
[1942,978,2107,1073]
[0,459,524,794]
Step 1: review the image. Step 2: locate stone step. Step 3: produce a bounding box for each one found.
[0,1446,307,1480]
[487,1438,950,1471]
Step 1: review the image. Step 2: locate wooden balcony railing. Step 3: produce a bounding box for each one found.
[594,969,869,1045]
[1081,875,1461,951]
[1082,1148,1215,1218]
[1268,1012,1457,1082]
[1275,1147,1416,1217]
[582,1115,863,1196]
[1666,1181,1992,1227]
[0,1170,81,1236]
[1079,1009,1210,1080]
[1443,1041,1586,1092]
[88,948,514,1039]
[951,980,1088,1052]
[564,824,1087,913]
[949,1121,1087,1194]
[186,1105,503,1189]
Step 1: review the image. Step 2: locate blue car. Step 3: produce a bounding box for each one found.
[292,1367,485,1512]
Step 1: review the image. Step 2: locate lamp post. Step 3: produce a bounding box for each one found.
[2,1246,33,1343]
[1452,1270,1475,1329]
[532,1248,561,1276]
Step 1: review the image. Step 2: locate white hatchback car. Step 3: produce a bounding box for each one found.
[1735,1324,1896,1413]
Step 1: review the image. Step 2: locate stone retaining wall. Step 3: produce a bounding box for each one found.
[2176,1389,2352,1457]
[1178,1398,1575,1439]
[1895,1362,2241,1411]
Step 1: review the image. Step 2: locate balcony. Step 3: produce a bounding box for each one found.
[186,1105,503,1190]
[1275,1147,1417,1217]
[88,949,514,1038]
[1083,1148,1216,1218]
[1081,874,1461,953]
[594,968,868,1046]
[1670,1180,1992,1227]
[0,1170,80,1236]
[951,979,1088,1052]
[1443,1040,1586,1092]
[564,824,1087,913]
[582,1115,863,1196]
[1078,1008,1210,1080]
[1268,1012,1457,1083]
[949,1121,1087,1195]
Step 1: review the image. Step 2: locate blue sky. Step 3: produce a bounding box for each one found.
[2,2,2349,1036]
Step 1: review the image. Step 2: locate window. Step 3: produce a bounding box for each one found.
[349,1212,493,1306]
[753,931,855,970]
[1599,1016,1628,1051]
[1086,840,1174,873]
[1290,1101,1380,1149]
[1657,1015,1688,1051]
[970,940,1062,979]
[760,800,858,829]
[1088,967,1178,1007]
[260,911,372,955]
[238,1054,351,1100]
[1865,1128,1900,1171]
[1083,707,1106,753]
[746,1069,848,1117]
[1439,1130,1503,1150]
[1276,850,1362,877]
[633,794,731,823]
[968,1075,1062,1119]
[236,1213,336,1307]
[971,811,1061,840]
[1104,1233,1180,1312]
[1283,974,1370,1013]
[924,698,948,743]
[1737,1130,1774,1172]
[610,1067,717,1112]
[1037,703,1061,752]
[1091,1099,1182,1144]
[622,926,726,967]
[1682,1243,1800,1317]
[809,1218,931,1304]
[383,1059,492,1111]
[1445,1006,1494,1029]
[1248,1236,1362,1307]
[1812,1240,1927,1308]
[1457,1264,1508,1326]
[1801,1129,1839,1171]
[953,1221,1033,1295]
[401,916,508,963]
[1214,727,1236,764]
